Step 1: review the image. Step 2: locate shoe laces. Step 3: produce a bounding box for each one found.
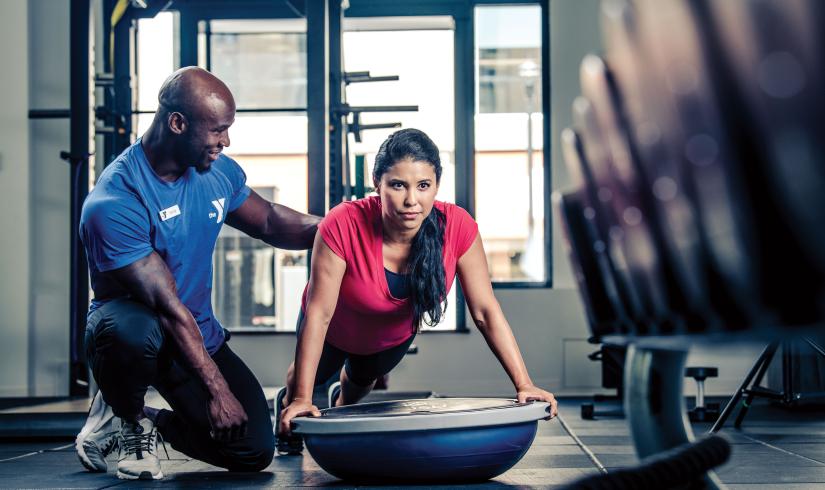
[121,428,157,458]
[121,425,169,460]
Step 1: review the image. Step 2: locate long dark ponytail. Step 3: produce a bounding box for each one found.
[373,129,447,331]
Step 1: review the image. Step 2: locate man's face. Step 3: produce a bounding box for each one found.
[181,94,235,173]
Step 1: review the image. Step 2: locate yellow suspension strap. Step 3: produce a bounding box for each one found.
[109,0,131,69]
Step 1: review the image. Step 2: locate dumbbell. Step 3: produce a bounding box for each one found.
[685,367,720,422]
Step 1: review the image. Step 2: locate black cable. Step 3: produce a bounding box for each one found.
[562,435,731,490]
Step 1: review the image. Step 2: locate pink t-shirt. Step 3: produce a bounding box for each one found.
[301,196,479,355]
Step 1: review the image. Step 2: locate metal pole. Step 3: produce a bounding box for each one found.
[526,83,534,232]
[112,9,133,155]
[711,341,778,433]
[307,0,330,216]
[328,0,344,206]
[69,0,92,397]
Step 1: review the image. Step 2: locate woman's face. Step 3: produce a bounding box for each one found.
[376,158,440,234]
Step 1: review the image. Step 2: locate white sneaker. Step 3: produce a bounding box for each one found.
[117,417,163,480]
[327,381,342,409]
[76,391,120,472]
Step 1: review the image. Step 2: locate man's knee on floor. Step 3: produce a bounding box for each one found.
[223,437,275,472]
[225,449,273,472]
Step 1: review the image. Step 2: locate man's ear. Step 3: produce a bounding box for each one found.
[168,112,187,135]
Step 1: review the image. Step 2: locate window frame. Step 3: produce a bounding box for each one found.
[472,1,552,289]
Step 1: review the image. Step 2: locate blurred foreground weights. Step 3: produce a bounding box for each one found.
[559,0,824,341]
[556,1,824,488]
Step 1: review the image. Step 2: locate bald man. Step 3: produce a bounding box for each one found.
[74,67,320,480]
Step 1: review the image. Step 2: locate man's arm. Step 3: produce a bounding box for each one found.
[109,252,248,441]
[225,190,321,249]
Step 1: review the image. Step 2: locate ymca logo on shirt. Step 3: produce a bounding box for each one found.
[210,198,226,224]
[159,204,181,221]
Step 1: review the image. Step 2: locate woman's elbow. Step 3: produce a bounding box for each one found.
[304,308,335,328]
[470,297,506,330]
[470,307,493,331]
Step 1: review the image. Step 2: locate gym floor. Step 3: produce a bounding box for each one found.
[1,397,824,489]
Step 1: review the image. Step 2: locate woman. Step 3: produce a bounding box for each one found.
[276,129,556,453]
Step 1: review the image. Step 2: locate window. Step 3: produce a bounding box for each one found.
[474,5,546,283]
[205,19,310,331]
[136,12,175,134]
[207,19,306,110]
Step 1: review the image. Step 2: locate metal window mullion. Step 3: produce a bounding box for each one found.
[112,11,134,155]
[205,19,212,70]
[69,0,92,397]
[454,13,474,217]
[540,0,552,287]
[328,0,344,208]
[178,7,199,68]
[307,0,330,217]
[454,10,475,332]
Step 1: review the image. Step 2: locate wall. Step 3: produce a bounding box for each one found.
[27,0,73,397]
[0,0,72,397]
[0,0,31,396]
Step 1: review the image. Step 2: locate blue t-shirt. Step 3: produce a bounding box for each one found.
[80,140,251,354]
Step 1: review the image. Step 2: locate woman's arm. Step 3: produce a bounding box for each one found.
[279,232,347,434]
[457,235,558,417]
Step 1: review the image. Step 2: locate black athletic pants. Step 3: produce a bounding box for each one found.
[296,310,415,387]
[84,298,273,472]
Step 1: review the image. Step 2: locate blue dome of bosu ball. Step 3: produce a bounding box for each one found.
[292,397,552,483]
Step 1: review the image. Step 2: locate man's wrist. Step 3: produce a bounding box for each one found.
[204,373,229,398]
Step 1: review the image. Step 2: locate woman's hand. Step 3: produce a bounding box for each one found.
[279,399,321,436]
[517,385,558,419]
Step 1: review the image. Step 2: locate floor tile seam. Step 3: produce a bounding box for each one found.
[718,479,825,485]
[0,443,73,463]
[739,434,825,467]
[96,480,133,490]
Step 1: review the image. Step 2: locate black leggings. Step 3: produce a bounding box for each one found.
[85,299,273,472]
[297,310,415,387]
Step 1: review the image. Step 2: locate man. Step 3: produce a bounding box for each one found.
[74,67,320,480]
